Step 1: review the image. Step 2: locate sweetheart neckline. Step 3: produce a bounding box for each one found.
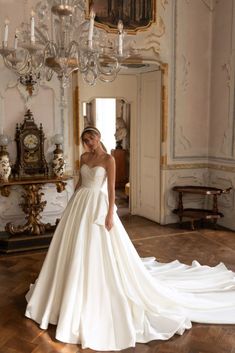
[81,164,106,172]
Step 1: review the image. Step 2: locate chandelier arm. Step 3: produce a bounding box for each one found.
[99,72,118,83]
[3,51,31,75]
[66,40,79,57]
[96,57,121,76]
[44,41,58,59]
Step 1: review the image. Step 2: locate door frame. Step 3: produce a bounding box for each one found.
[130,62,168,224]
[72,61,169,222]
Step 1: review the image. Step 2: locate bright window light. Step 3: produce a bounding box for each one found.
[95,98,116,153]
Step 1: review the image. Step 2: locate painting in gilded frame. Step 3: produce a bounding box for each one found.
[87,0,156,33]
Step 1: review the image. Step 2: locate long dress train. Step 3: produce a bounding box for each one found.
[25,164,235,351]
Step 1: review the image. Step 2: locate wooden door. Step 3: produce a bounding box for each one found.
[137,70,161,222]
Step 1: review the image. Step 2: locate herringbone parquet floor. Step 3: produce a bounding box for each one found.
[0,214,235,353]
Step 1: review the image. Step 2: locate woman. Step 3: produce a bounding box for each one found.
[25,126,235,351]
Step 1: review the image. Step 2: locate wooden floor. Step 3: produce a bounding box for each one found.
[0,212,235,353]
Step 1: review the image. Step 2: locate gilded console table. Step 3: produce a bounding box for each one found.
[172,185,232,230]
[0,176,73,236]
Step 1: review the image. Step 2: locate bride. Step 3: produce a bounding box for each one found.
[25,126,235,351]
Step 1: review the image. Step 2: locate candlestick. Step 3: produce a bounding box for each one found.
[31,9,35,43]
[88,8,95,48]
[4,18,9,46]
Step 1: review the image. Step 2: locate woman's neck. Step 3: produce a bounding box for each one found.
[91,146,105,156]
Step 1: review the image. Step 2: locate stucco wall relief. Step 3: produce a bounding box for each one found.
[181,55,190,92]
[209,174,234,211]
[201,0,220,12]
[184,0,219,11]
[177,125,192,152]
[160,0,168,11]
[222,60,231,88]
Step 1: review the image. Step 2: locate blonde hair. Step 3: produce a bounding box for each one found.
[81,126,101,139]
[81,126,107,152]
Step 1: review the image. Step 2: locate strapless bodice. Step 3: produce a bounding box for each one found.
[80,164,107,189]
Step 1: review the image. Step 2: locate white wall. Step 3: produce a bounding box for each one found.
[208,0,235,229]
[162,0,235,229]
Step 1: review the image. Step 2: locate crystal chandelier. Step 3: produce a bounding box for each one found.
[0,0,128,91]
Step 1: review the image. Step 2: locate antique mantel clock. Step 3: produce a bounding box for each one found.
[13,109,49,177]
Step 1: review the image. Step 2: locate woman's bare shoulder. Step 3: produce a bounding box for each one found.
[104,154,115,168]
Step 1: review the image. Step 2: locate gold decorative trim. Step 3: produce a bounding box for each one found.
[161,155,167,166]
[162,163,208,170]
[162,162,235,173]
[161,63,168,144]
[73,73,80,146]
[0,185,10,197]
[208,163,235,173]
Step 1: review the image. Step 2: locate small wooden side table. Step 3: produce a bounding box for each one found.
[172,185,232,230]
[0,176,73,236]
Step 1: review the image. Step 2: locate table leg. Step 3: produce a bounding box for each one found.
[212,194,218,227]
[5,182,65,236]
[178,192,183,224]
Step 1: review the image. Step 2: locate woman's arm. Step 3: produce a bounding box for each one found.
[74,169,82,191]
[105,155,116,231]
[74,153,87,191]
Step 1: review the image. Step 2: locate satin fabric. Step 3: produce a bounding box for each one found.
[25,164,235,351]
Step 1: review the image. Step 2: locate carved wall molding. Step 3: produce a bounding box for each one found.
[181,55,190,92]
[170,0,233,161]
[127,0,166,58]
[177,125,192,151]
[151,16,166,37]
[184,0,219,11]
[209,174,234,208]
[222,60,232,88]
[208,1,235,161]
[129,23,165,56]
[160,0,169,11]
[201,0,220,12]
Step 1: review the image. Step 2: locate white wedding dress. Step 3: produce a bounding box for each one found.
[25,164,235,351]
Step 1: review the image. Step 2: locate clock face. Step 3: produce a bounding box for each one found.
[23,134,39,149]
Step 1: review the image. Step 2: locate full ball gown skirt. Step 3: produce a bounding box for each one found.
[25,164,235,351]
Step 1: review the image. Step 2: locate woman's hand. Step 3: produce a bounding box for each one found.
[105,213,114,231]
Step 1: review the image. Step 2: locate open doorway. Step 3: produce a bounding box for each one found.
[77,61,163,223]
[82,97,131,214]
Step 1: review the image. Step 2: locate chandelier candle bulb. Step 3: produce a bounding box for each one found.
[31,10,35,43]
[4,18,9,46]
[88,9,95,44]
[118,20,123,56]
